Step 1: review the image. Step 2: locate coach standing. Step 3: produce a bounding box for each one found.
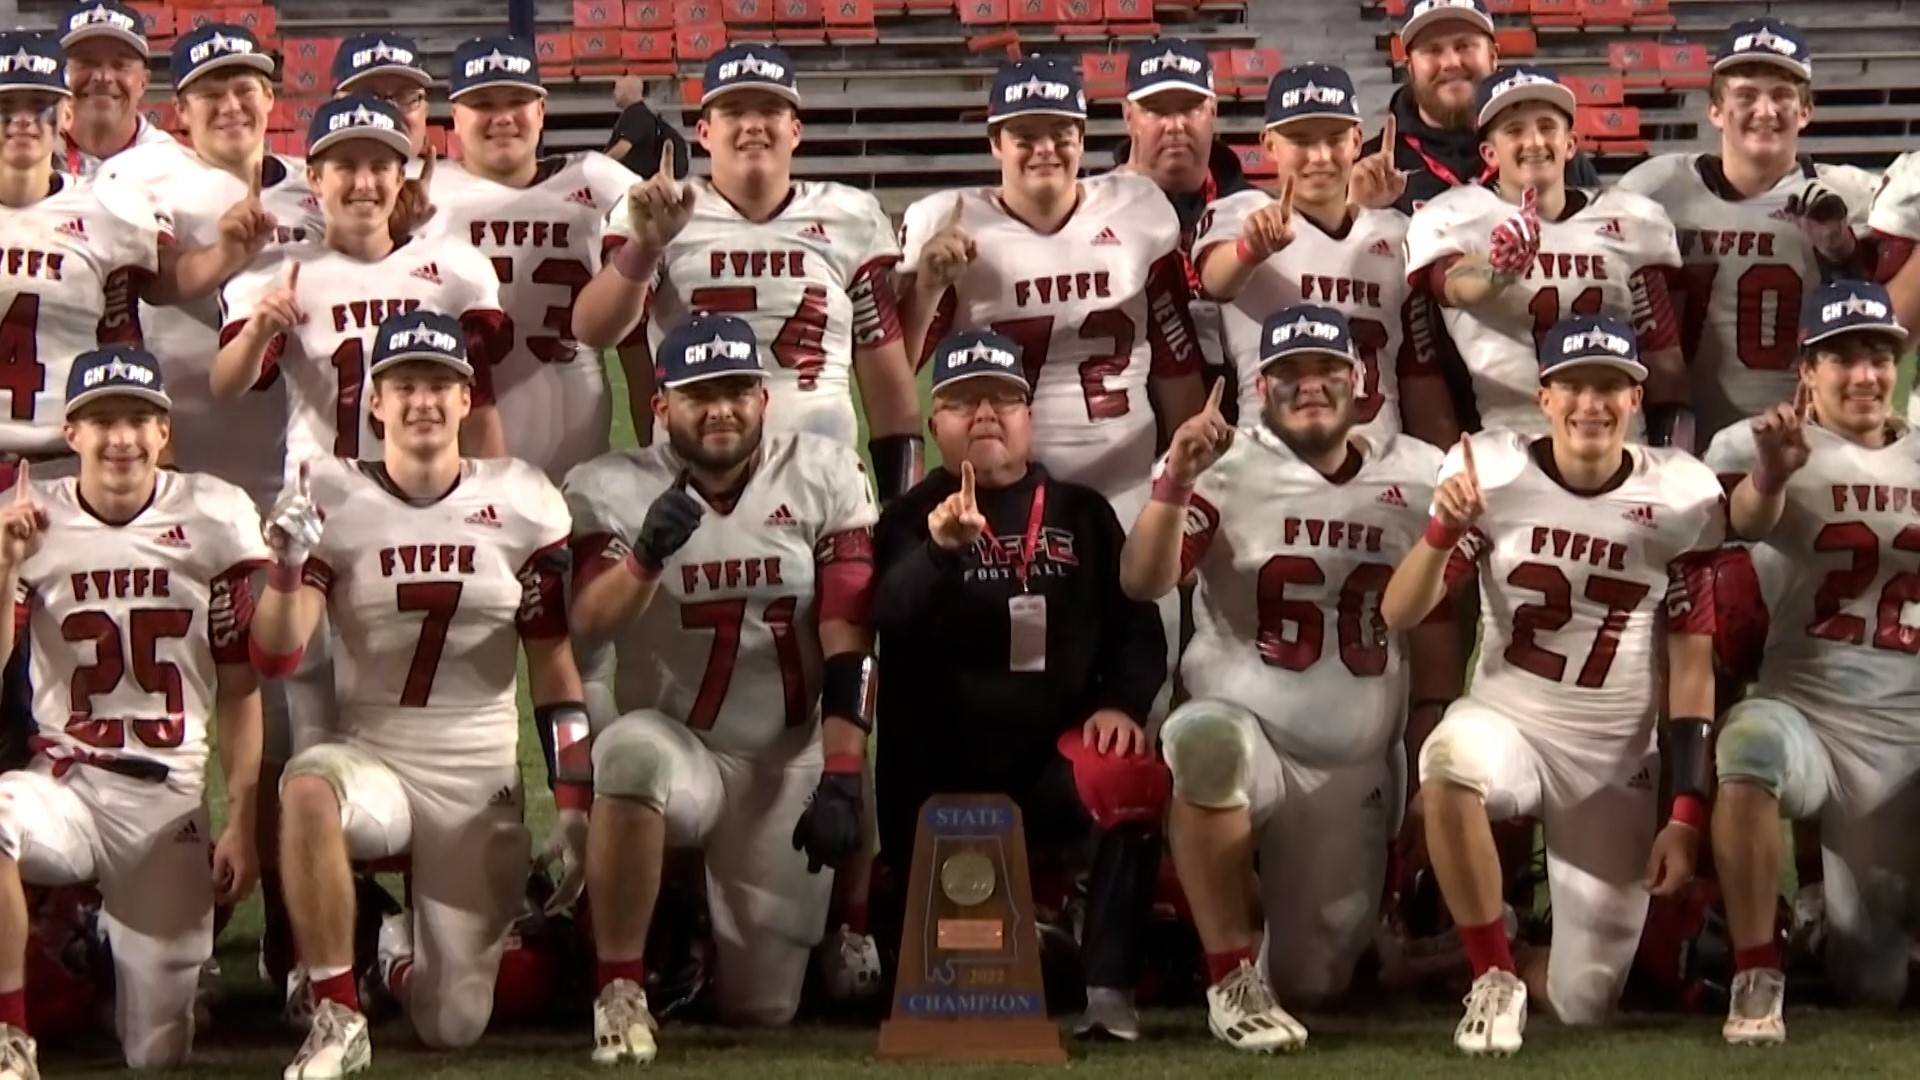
[872,330,1170,1042]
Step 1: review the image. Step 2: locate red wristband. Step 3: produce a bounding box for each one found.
[555,782,593,813]
[1750,467,1784,497]
[1151,470,1193,506]
[1423,517,1464,550]
[824,751,865,776]
[1234,237,1260,266]
[267,560,303,594]
[612,240,659,283]
[1669,794,1708,830]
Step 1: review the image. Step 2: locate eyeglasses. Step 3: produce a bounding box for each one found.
[371,89,429,111]
[934,390,1028,414]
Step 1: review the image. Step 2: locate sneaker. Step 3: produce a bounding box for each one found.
[283,968,317,1032]
[818,924,883,1002]
[0,1023,38,1080]
[1455,968,1526,1056]
[1205,960,1307,1053]
[592,978,659,1066]
[283,999,371,1079]
[376,912,414,998]
[1723,967,1786,1046]
[1073,986,1140,1042]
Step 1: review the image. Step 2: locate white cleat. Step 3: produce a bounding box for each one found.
[818,924,883,1002]
[1723,967,1786,1046]
[1205,960,1307,1053]
[1455,968,1527,1057]
[376,912,415,996]
[592,978,658,1066]
[1073,986,1141,1042]
[283,999,371,1080]
[283,968,317,1032]
[0,1023,38,1080]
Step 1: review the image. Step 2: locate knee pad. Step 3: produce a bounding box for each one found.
[1417,721,1490,799]
[1159,699,1257,810]
[1715,701,1795,796]
[282,744,362,804]
[1055,729,1171,831]
[591,711,680,809]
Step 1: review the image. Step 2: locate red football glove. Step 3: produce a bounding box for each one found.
[1488,186,1541,277]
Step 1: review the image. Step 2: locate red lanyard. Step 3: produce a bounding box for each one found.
[1404,134,1495,188]
[983,483,1047,592]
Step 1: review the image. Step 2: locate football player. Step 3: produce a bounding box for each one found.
[250,311,586,1077]
[562,313,877,1060]
[57,0,174,176]
[1194,63,1455,445]
[1379,315,1725,1054]
[1124,305,1460,1050]
[573,43,924,501]
[0,346,269,1074]
[416,35,640,480]
[1405,68,1690,446]
[1703,281,1919,1044]
[330,31,432,157]
[1617,20,1880,443]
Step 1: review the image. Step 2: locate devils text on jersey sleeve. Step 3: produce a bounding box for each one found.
[1177,426,1443,767]
[622,180,903,447]
[564,433,877,759]
[0,174,170,454]
[900,172,1201,512]
[1194,190,1425,440]
[14,471,268,796]
[1616,153,1882,441]
[1433,431,1723,745]
[298,456,571,769]
[1405,185,1681,439]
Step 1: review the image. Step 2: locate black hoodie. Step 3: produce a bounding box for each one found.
[1361,85,1601,215]
[1109,137,1252,248]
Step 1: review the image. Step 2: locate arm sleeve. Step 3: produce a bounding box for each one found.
[1147,250,1203,377]
[1091,496,1168,722]
[1177,484,1220,580]
[1630,267,1681,352]
[1399,291,1442,377]
[516,470,575,641]
[1665,551,1717,635]
[847,193,905,349]
[451,249,510,404]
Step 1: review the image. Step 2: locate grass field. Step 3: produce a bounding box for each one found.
[43,357,1920,1076]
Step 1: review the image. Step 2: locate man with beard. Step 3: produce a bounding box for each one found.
[1618,20,1880,444]
[872,329,1169,1041]
[1122,304,1458,1051]
[56,0,174,177]
[561,313,878,1060]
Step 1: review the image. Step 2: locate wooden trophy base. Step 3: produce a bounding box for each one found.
[877,1017,1067,1064]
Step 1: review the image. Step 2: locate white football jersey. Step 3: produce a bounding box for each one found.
[564,434,878,758]
[618,180,902,446]
[418,153,637,474]
[1194,193,1422,439]
[0,174,169,453]
[15,471,268,797]
[1438,431,1724,746]
[1704,421,1920,744]
[1177,426,1442,767]
[901,173,1202,508]
[301,456,571,767]
[219,236,505,483]
[102,144,322,506]
[62,119,177,181]
[1617,154,1880,441]
[1406,185,1682,438]
[1868,150,1920,241]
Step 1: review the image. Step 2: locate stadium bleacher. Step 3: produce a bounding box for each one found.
[18,0,1920,214]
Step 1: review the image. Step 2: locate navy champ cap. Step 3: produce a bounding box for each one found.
[655,314,767,390]
[1799,280,1906,348]
[1714,19,1812,82]
[369,311,473,380]
[67,345,169,416]
[170,23,273,91]
[1264,64,1360,129]
[1258,304,1363,372]
[449,36,545,101]
[1539,315,1647,383]
[929,330,1030,395]
[307,94,412,157]
[60,2,148,58]
[1125,39,1214,102]
[0,33,69,96]
[332,32,431,93]
[1401,0,1494,46]
[989,56,1087,123]
[1475,65,1576,131]
[702,43,800,108]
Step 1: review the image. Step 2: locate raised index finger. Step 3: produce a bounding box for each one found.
[296,459,311,500]
[959,460,976,504]
[1459,434,1479,485]
[1203,374,1225,416]
[1277,174,1294,219]
[417,144,437,186]
[1792,379,1811,420]
[1379,114,1397,158]
[12,460,27,501]
[941,191,967,234]
[659,139,676,181]
[248,159,262,200]
[285,261,300,291]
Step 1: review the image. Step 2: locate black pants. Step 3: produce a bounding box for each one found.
[0,636,31,772]
[875,749,1161,991]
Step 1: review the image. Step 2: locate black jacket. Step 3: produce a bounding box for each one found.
[608,103,690,179]
[1109,138,1252,246]
[1362,85,1601,215]
[872,465,1166,783]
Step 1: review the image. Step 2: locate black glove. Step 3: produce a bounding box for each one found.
[634,486,704,572]
[1786,181,1848,223]
[791,769,863,874]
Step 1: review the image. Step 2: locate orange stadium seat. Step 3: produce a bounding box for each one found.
[1226,46,1281,97]
[1008,0,1052,24]
[178,8,220,35]
[281,38,340,95]
[723,0,775,26]
[1568,73,1624,105]
[127,2,173,41]
[825,0,879,43]
[626,0,674,27]
[958,0,1008,24]
[1389,34,1405,67]
[680,76,703,104]
[677,0,723,26]
[1485,0,1528,13]
[1103,0,1158,35]
[1608,40,1661,90]
[268,100,293,132]
[573,28,625,75]
[1081,51,1126,100]
[1529,0,1580,28]
[1579,0,1632,26]
[1627,0,1674,29]
[426,125,450,156]
[1381,0,1407,16]
[575,0,623,27]
[535,32,574,76]
[1232,142,1276,180]
[623,28,675,73]
[676,21,730,59]
[1057,0,1104,33]
[903,0,954,13]
[1659,42,1709,89]
[225,5,275,39]
[287,97,324,134]
[1576,105,1646,152]
[1494,28,1536,57]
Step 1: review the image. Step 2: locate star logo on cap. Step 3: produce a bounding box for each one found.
[1735,27,1799,57]
[350,105,386,126]
[483,49,515,70]
[369,41,400,61]
[7,49,37,69]
[1841,294,1887,317]
[961,342,998,363]
[402,325,443,346]
[1572,327,1629,354]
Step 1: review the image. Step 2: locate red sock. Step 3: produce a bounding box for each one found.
[597,957,646,993]
[312,969,359,1013]
[0,987,25,1032]
[842,900,869,936]
[1459,917,1514,976]
[1735,943,1781,973]
[1205,946,1257,986]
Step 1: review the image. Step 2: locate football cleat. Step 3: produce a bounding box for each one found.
[592,978,658,1066]
[283,968,317,1032]
[1073,986,1140,1042]
[1455,968,1526,1056]
[1205,960,1306,1053]
[1723,967,1786,1046]
[0,1023,37,1080]
[283,999,370,1079]
[818,924,882,1002]
[376,913,414,1000]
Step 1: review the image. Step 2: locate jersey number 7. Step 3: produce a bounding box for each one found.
[396,582,462,707]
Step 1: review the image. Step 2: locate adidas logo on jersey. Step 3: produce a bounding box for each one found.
[465,505,502,528]
[1622,504,1656,528]
[1368,238,1394,257]
[1627,767,1653,791]
[766,504,800,526]
[1092,226,1121,246]
[1362,787,1384,809]
[56,217,86,239]
[799,222,829,242]
[1376,485,1408,508]
[174,819,202,843]
[1595,218,1623,240]
[410,262,442,284]
[488,785,517,807]
[564,186,597,208]
[155,524,190,549]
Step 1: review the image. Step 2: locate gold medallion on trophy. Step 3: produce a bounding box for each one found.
[938,850,997,907]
